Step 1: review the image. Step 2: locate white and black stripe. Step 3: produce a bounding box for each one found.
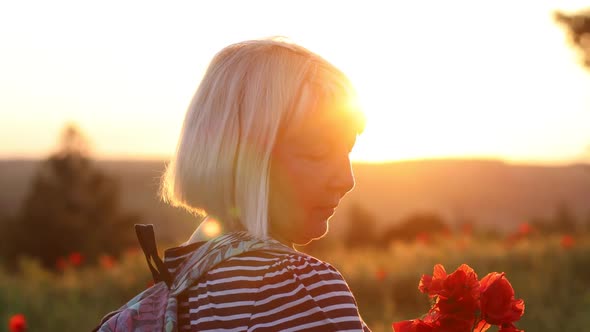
[164,242,371,331]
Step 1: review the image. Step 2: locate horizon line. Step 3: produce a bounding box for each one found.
[1,155,588,168]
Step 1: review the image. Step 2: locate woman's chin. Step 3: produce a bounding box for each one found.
[294,220,329,246]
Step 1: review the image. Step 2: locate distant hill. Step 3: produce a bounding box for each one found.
[1,158,589,243]
[342,159,590,234]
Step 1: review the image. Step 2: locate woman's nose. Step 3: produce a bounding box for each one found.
[329,155,355,197]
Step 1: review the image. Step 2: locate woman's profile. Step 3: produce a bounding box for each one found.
[156,37,369,331]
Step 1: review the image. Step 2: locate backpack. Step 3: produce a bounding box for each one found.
[93,224,296,332]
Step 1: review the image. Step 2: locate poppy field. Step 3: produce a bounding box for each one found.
[1,232,589,331]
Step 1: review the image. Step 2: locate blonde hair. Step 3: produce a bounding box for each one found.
[159,37,365,239]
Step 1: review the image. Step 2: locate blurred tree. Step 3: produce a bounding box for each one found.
[380,211,450,245]
[555,9,590,69]
[344,202,378,247]
[4,123,141,269]
[0,216,19,265]
[552,201,578,233]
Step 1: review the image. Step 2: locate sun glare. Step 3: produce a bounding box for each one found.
[342,2,590,165]
[202,219,222,238]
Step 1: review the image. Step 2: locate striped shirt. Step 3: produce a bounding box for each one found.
[164,241,371,331]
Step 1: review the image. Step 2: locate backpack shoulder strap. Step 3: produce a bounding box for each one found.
[170,231,296,296]
[135,224,173,288]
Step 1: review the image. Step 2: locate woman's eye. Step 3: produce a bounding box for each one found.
[304,143,354,161]
[301,144,332,159]
[306,150,330,160]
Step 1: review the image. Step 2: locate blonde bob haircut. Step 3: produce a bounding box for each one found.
[159,37,365,239]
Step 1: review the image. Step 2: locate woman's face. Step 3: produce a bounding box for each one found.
[268,104,358,246]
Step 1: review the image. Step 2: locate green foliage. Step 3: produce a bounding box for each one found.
[1,234,588,332]
[0,252,151,331]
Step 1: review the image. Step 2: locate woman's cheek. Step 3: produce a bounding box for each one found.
[301,159,332,196]
[276,156,312,205]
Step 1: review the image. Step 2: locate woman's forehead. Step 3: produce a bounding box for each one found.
[282,105,360,147]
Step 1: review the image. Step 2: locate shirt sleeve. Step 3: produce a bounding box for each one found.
[183,250,371,332]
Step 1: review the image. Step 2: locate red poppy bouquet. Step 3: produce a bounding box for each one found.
[392,264,525,332]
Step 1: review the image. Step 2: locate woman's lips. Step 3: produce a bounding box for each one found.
[314,206,336,217]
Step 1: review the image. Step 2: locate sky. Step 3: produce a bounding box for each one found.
[0,0,589,165]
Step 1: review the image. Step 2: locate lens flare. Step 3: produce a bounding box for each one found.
[203,218,222,237]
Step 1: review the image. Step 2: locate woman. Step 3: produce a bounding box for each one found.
[159,37,370,331]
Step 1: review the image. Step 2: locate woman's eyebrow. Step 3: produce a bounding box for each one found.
[295,134,326,148]
[291,116,356,145]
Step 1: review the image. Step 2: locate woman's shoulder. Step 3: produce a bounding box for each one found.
[217,249,345,281]
[196,249,352,294]
[226,248,337,270]
[185,249,369,331]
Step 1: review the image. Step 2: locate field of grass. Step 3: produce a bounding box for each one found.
[1,233,589,331]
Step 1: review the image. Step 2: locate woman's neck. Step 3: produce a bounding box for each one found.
[185,216,296,250]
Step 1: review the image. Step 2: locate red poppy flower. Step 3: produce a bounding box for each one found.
[435,265,480,319]
[518,223,531,236]
[480,272,524,325]
[419,264,447,296]
[99,255,116,269]
[560,235,575,249]
[392,318,433,332]
[431,315,475,332]
[474,319,492,332]
[419,264,480,321]
[395,264,525,332]
[9,314,27,332]
[68,252,84,266]
[416,232,430,245]
[394,309,477,332]
[375,267,387,281]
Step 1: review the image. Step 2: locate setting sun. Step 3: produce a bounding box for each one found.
[339,1,590,164]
